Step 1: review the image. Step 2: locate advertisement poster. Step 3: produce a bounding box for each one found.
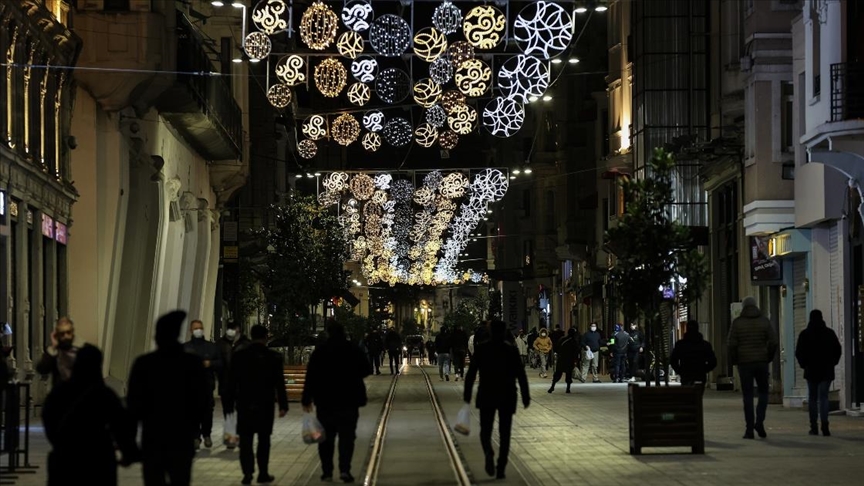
[750,236,782,283]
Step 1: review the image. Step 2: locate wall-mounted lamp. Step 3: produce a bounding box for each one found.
[780,285,787,298]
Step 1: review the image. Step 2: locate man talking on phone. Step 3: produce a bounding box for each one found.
[36,317,79,387]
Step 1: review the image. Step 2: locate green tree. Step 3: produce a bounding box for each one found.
[605,148,709,385]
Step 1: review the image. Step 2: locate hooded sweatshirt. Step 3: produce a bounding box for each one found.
[728,299,778,365]
[795,319,842,382]
[533,330,552,354]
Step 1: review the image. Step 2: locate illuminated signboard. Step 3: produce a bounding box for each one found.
[55,221,67,245]
[42,214,54,238]
[0,190,5,216]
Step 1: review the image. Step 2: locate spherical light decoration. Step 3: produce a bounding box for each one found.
[363,110,386,132]
[300,1,339,51]
[439,130,459,150]
[252,0,290,34]
[323,172,349,192]
[341,0,373,32]
[463,5,506,50]
[332,113,361,146]
[275,55,306,86]
[414,123,439,148]
[448,41,475,68]
[483,97,525,138]
[244,32,272,60]
[426,105,447,128]
[336,31,365,60]
[351,56,378,83]
[267,83,292,108]
[375,68,411,104]
[350,174,375,200]
[413,27,448,62]
[455,59,492,97]
[440,171,467,198]
[347,82,371,106]
[413,78,442,109]
[369,14,412,57]
[302,115,327,140]
[432,1,463,35]
[447,104,477,135]
[429,57,454,84]
[441,90,466,114]
[513,1,574,60]
[318,190,341,207]
[314,58,348,98]
[382,118,412,147]
[391,179,415,202]
[374,174,392,190]
[362,132,382,152]
[298,139,317,159]
[497,54,550,103]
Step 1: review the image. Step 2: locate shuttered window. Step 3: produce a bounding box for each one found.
[792,256,807,394]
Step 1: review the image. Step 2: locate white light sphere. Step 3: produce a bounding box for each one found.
[513,0,574,60]
[497,55,550,103]
[351,56,378,83]
[483,97,525,138]
[341,0,373,32]
[426,105,447,128]
[429,57,454,84]
[376,68,411,104]
[383,118,413,147]
[432,1,463,35]
[369,14,412,57]
[363,110,386,132]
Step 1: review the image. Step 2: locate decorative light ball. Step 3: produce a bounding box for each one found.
[323,172,349,192]
[362,132,382,152]
[351,56,378,83]
[337,31,365,59]
[369,14,412,57]
[375,68,411,104]
[497,54,549,103]
[429,57,454,84]
[252,0,290,34]
[448,41,475,68]
[275,55,305,86]
[413,78,441,109]
[382,118,413,147]
[413,27,448,62]
[244,32,272,60]
[314,58,347,98]
[363,110,386,132]
[341,0,373,32]
[302,115,327,140]
[297,139,317,159]
[513,0,574,60]
[332,113,361,146]
[447,104,477,135]
[463,5,506,50]
[347,82,371,106]
[300,1,339,51]
[414,123,439,148]
[350,174,375,200]
[391,179,415,201]
[441,90,466,114]
[426,105,447,128]
[483,97,525,138]
[267,83,292,108]
[432,1,463,35]
[439,130,459,150]
[318,190,341,207]
[455,59,491,97]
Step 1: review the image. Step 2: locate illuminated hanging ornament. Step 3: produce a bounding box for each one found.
[302,115,327,140]
[350,174,375,200]
[275,55,305,86]
[244,32,272,60]
[391,179,415,202]
[323,172,349,191]
[413,78,442,109]
[347,82,371,106]
[267,83,292,108]
[447,104,477,135]
[429,57,454,85]
[318,190,341,207]
[341,0,373,32]
[337,31,365,59]
[414,123,439,148]
[362,132,382,152]
[351,56,378,83]
[483,97,525,138]
[413,27,448,62]
[369,14,412,57]
[513,1,574,60]
[363,110,386,132]
[455,59,492,97]
[463,5,506,50]
[432,1,463,35]
[314,58,347,98]
[252,0,290,34]
[497,54,550,103]
[441,90,466,114]
[383,118,412,147]
[426,105,447,128]
[374,174,392,190]
[375,68,411,104]
[297,139,317,159]
[300,1,339,51]
[448,41,475,68]
[332,113,361,146]
[440,172,467,198]
[439,130,459,150]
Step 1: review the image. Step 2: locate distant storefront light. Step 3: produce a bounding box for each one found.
[0,190,4,216]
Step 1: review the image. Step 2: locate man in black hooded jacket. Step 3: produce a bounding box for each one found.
[670,320,717,392]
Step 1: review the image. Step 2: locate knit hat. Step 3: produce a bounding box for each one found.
[614,324,622,332]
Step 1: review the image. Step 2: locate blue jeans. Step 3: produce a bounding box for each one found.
[807,379,831,424]
[738,362,770,429]
[438,353,451,378]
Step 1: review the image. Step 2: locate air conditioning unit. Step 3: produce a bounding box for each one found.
[78,0,104,9]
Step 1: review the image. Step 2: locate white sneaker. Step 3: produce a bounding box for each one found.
[455,376,460,382]
[628,377,637,382]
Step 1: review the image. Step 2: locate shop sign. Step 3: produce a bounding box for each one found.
[751,236,782,283]
[55,222,67,245]
[42,214,54,238]
[223,245,238,260]
[0,190,5,216]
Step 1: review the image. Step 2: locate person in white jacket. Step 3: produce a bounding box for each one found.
[515,330,528,366]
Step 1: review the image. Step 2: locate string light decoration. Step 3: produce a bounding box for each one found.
[391,179,415,202]
[351,57,378,83]
[498,54,549,103]
[332,113,361,146]
[454,59,491,97]
[375,68,411,104]
[369,14,412,57]
[463,5,506,50]
[267,83,292,108]
[337,31,365,59]
[374,173,392,190]
[275,55,305,86]
[414,123,439,148]
[252,0,290,34]
[323,172,349,192]
[441,90,466,114]
[362,132,382,152]
[413,78,442,109]
[244,32,272,60]
[483,96,525,138]
[302,115,327,140]
[341,0,373,32]
[383,118,413,147]
[433,1,463,35]
[314,58,348,98]
[426,105,447,128]
[350,173,375,200]
[429,57,454,84]
[439,130,459,150]
[318,190,340,207]
[513,1,574,60]
[441,172,467,198]
[425,170,443,191]
[413,27,448,62]
[447,104,477,135]
[363,110,385,132]
[448,41,475,68]
[347,82,371,106]
[297,139,317,159]
[300,1,339,51]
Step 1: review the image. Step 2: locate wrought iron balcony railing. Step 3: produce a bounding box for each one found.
[831,62,864,122]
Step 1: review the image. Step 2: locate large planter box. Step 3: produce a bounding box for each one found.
[283,365,307,403]
[628,383,705,455]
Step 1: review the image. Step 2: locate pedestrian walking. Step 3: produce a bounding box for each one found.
[385,327,402,375]
[728,296,778,439]
[232,325,288,485]
[218,321,251,449]
[36,317,79,387]
[580,323,603,383]
[795,309,842,436]
[670,320,717,392]
[366,328,384,375]
[532,328,552,378]
[515,329,529,366]
[627,323,645,381]
[548,328,579,393]
[611,324,630,383]
[435,326,453,381]
[463,320,530,480]
[451,325,470,381]
[425,338,436,365]
[183,319,222,450]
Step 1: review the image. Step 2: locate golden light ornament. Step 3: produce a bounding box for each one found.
[447,104,477,135]
[414,123,439,148]
[244,32,272,60]
[300,1,339,51]
[332,113,361,146]
[252,0,290,34]
[297,139,317,159]
[267,83,292,108]
[347,82,371,106]
[337,31,364,59]
[350,173,375,200]
[439,130,459,150]
[413,78,441,109]
[463,5,506,50]
[441,90,466,114]
[448,41,475,68]
[413,27,448,62]
[455,59,491,97]
[314,58,348,98]
[362,132,381,152]
[302,115,327,140]
[275,55,306,86]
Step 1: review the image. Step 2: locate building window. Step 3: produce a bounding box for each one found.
[811,3,821,97]
[781,82,794,152]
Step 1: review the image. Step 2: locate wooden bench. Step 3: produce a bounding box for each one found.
[284,365,307,403]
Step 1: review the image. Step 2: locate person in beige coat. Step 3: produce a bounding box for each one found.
[532,328,553,378]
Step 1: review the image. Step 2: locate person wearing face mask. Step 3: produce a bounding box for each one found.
[218,321,251,449]
[580,323,602,383]
[532,328,552,378]
[36,317,80,387]
[184,319,222,450]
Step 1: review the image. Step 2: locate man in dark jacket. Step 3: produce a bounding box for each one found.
[36,317,79,387]
[580,323,602,383]
[728,296,778,439]
[435,327,453,380]
[795,309,842,436]
[232,325,288,485]
[549,325,565,353]
[384,327,402,375]
[670,320,717,392]
[218,321,251,448]
[451,325,470,381]
[627,322,645,381]
[127,311,208,486]
[548,328,579,393]
[303,320,371,483]
[366,328,384,375]
[464,320,530,480]
[183,319,222,449]
[611,325,630,383]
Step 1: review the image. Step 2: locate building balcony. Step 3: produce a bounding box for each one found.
[831,62,864,122]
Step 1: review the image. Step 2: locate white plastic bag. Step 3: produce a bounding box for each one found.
[454,403,471,435]
[586,349,595,360]
[224,412,237,437]
[302,413,326,444]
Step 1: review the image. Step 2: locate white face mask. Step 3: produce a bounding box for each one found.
[590,327,597,332]
[225,329,237,339]
[192,329,204,339]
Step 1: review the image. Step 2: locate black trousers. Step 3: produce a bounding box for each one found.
[388,348,401,373]
[627,349,641,376]
[220,391,235,416]
[196,388,215,438]
[479,407,513,470]
[317,408,360,476]
[371,352,381,373]
[551,368,573,386]
[238,411,274,477]
[142,449,193,486]
[452,350,467,376]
